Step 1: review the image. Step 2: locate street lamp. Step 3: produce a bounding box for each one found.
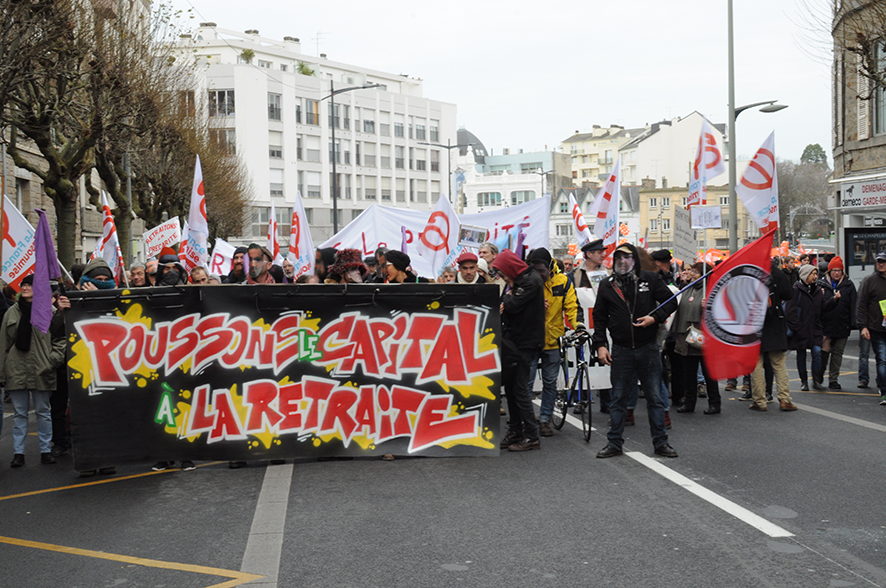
[532,168,553,202]
[727,0,788,251]
[418,139,471,202]
[322,81,383,234]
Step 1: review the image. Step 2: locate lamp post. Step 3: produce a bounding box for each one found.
[727,0,788,252]
[322,81,382,234]
[418,139,470,202]
[532,168,553,202]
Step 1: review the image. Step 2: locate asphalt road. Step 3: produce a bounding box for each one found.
[1,333,884,588]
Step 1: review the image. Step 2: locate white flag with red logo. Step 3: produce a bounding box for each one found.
[688,119,727,208]
[588,157,621,256]
[1,196,37,291]
[736,132,779,233]
[92,191,126,286]
[182,155,209,272]
[569,193,592,247]
[287,191,315,280]
[417,193,461,276]
[267,201,281,263]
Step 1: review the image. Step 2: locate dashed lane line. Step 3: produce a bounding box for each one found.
[239,463,294,588]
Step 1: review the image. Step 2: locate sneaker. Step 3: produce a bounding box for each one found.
[724,383,737,391]
[507,438,540,452]
[880,396,886,406]
[50,445,70,457]
[697,382,707,398]
[180,460,196,471]
[10,454,24,468]
[151,461,171,471]
[765,393,774,403]
[779,400,798,411]
[859,381,869,389]
[828,382,842,390]
[499,430,522,449]
[538,422,554,437]
[741,384,750,392]
[738,391,753,401]
[40,453,57,465]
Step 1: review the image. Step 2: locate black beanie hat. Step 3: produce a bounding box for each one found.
[528,247,553,266]
[385,250,410,272]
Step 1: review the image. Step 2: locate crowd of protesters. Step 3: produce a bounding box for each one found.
[3,236,884,472]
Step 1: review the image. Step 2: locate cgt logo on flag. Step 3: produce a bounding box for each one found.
[703,265,769,346]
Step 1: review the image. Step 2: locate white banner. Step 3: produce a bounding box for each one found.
[320,198,551,278]
[688,119,726,208]
[690,205,722,229]
[92,192,126,286]
[589,158,621,255]
[736,132,779,232]
[417,194,461,276]
[184,155,209,271]
[1,196,36,290]
[208,237,235,277]
[288,191,315,280]
[143,217,181,258]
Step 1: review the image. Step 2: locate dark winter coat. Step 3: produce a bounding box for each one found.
[786,281,837,351]
[760,263,793,353]
[856,270,886,333]
[500,266,545,354]
[819,276,857,339]
[592,243,678,351]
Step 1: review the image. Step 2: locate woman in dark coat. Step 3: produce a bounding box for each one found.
[786,264,839,391]
[818,256,857,390]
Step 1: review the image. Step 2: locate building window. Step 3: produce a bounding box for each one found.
[661,197,670,209]
[179,90,195,117]
[258,60,272,69]
[511,190,535,205]
[329,140,340,163]
[477,192,502,207]
[329,209,342,226]
[430,150,439,172]
[268,93,281,121]
[429,123,439,142]
[305,99,319,125]
[280,64,288,72]
[520,162,543,174]
[415,158,426,171]
[416,124,426,140]
[720,195,729,206]
[559,201,567,213]
[270,184,284,197]
[650,218,658,231]
[363,119,375,133]
[582,169,591,178]
[269,145,282,159]
[328,103,340,128]
[379,123,390,136]
[295,103,301,123]
[682,197,688,207]
[556,224,572,236]
[394,122,404,137]
[649,197,657,208]
[252,206,292,238]
[395,146,405,169]
[209,129,236,155]
[208,89,235,116]
[875,42,886,135]
[296,136,303,160]
[663,218,671,231]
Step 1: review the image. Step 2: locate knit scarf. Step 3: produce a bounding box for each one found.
[15,299,32,352]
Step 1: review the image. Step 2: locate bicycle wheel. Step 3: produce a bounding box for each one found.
[551,360,569,430]
[579,366,592,442]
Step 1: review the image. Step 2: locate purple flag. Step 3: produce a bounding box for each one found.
[400,225,408,254]
[32,209,61,334]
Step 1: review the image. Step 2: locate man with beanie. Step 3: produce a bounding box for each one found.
[592,243,679,459]
[527,247,578,437]
[455,251,487,284]
[155,248,188,286]
[651,249,677,287]
[819,256,857,390]
[493,249,545,452]
[224,247,249,284]
[856,250,886,405]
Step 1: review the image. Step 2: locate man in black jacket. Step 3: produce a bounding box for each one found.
[856,250,886,405]
[592,243,679,458]
[493,249,545,452]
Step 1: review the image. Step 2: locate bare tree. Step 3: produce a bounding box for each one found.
[777,158,832,238]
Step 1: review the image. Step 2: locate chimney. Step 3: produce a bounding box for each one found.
[283,36,301,53]
[245,29,259,35]
[197,23,217,40]
[320,53,327,59]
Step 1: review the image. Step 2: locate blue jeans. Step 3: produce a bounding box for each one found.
[531,348,562,423]
[869,332,886,393]
[608,342,668,450]
[859,335,870,384]
[9,389,53,454]
[795,345,822,382]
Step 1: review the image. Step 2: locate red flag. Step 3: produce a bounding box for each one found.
[702,228,777,380]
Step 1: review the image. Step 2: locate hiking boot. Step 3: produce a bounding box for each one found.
[538,422,554,437]
[499,430,522,449]
[858,381,869,389]
[507,438,540,452]
[749,403,767,411]
[10,454,24,468]
[40,453,57,465]
[654,444,678,458]
[779,400,798,411]
[596,444,623,458]
[724,382,737,391]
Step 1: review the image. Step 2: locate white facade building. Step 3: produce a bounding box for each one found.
[618,112,728,189]
[183,25,457,245]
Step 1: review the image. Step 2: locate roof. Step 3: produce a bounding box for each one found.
[561,126,647,144]
[457,128,487,163]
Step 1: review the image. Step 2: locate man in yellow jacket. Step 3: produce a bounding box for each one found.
[527,247,579,437]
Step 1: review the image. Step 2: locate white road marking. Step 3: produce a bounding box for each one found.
[241,463,294,587]
[796,404,886,432]
[528,397,793,538]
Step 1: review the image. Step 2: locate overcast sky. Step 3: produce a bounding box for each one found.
[170,0,833,164]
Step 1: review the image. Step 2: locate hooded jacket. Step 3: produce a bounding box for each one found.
[856,269,886,333]
[819,274,857,339]
[494,250,545,354]
[539,266,578,350]
[786,279,838,350]
[591,243,678,351]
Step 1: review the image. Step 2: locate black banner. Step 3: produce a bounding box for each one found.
[66,284,501,469]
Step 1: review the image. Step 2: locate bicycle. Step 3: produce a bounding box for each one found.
[551,328,595,442]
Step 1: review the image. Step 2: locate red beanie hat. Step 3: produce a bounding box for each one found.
[827,256,844,271]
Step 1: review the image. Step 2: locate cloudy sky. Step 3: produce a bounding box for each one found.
[169,0,833,164]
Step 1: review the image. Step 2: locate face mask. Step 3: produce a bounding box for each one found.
[80,276,117,289]
[614,255,635,276]
[160,270,181,286]
[249,263,264,279]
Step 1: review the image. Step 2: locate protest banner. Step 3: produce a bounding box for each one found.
[209,238,236,276]
[1,196,36,290]
[143,217,182,258]
[319,198,550,278]
[66,284,502,469]
[287,191,315,280]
